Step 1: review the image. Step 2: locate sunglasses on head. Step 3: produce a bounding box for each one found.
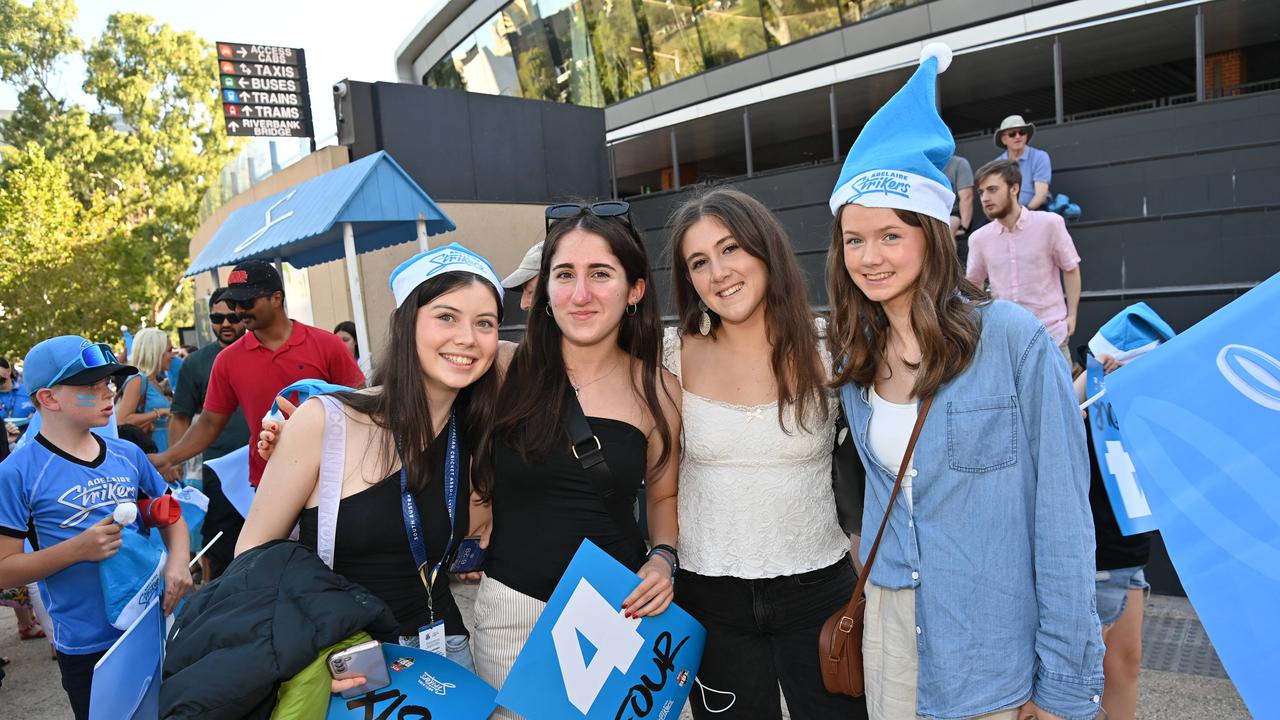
[48,343,119,388]
[1004,128,1028,138]
[545,201,631,231]
[209,313,242,325]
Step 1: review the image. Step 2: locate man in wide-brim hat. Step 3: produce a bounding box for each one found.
[994,114,1051,210]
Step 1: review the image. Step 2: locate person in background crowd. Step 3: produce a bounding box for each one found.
[150,260,364,487]
[169,288,251,579]
[943,154,974,262]
[474,203,681,717]
[241,245,509,675]
[827,45,1102,720]
[334,320,373,376]
[1,358,36,449]
[0,335,192,720]
[117,328,174,452]
[501,240,544,312]
[664,187,864,719]
[967,159,1082,366]
[993,115,1051,210]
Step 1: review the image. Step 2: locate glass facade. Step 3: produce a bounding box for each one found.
[424,0,925,107]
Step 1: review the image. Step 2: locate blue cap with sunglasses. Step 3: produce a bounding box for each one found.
[23,336,137,394]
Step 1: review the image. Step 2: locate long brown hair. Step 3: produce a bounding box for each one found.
[495,212,674,471]
[667,187,827,431]
[331,272,502,499]
[826,207,988,398]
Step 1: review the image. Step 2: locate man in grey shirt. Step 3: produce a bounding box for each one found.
[945,154,975,263]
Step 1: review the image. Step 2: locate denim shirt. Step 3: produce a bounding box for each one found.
[839,301,1104,720]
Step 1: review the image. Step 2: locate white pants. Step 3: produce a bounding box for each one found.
[472,576,547,720]
[863,583,1017,720]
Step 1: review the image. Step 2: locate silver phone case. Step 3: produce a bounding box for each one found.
[328,639,392,699]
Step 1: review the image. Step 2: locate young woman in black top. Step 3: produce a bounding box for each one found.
[237,245,506,676]
[469,204,682,711]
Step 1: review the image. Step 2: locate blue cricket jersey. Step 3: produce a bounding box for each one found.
[0,433,167,654]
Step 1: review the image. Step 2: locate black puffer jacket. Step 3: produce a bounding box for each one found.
[161,540,397,719]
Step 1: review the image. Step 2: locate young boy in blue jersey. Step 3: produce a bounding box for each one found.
[0,336,193,720]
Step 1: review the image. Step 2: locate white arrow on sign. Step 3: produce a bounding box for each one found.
[241,106,254,117]
[239,63,250,74]
[227,120,239,132]
[236,46,247,58]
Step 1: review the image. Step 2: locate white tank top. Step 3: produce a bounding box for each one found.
[663,324,850,578]
[867,386,919,513]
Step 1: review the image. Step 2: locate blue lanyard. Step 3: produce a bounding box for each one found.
[397,411,459,620]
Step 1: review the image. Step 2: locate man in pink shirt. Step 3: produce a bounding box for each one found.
[967,159,1082,365]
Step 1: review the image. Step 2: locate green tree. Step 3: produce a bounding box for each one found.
[0,1,237,356]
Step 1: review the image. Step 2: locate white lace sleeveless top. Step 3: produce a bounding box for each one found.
[663,322,850,578]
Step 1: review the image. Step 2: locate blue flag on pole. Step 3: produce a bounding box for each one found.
[90,597,164,720]
[1103,272,1280,720]
[326,643,497,719]
[1086,356,1157,536]
[496,540,706,720]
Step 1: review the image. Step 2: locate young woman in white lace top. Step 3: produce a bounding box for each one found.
[662,188,864,719]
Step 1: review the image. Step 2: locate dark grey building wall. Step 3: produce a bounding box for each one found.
[629,90,1280,353]
[338,81,610,203]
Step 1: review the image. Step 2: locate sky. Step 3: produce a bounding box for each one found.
[1,0,444,142]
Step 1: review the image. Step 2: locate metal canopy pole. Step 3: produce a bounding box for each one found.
[829,87,840,162]
[1195,6,1206,102]
[208,269,221,289]
[416,217,429,252]
[743,109,754,178]
[1053,36,1065,124]
[342,222,372,366]
[669,128,681,190]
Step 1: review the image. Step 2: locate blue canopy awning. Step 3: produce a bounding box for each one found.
[186,150,455,276]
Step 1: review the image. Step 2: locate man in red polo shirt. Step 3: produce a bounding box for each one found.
[151,260,364,486]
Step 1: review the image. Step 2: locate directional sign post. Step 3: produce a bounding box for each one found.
[216,41,313,142]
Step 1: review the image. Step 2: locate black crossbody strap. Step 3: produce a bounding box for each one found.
[563,386,648,558]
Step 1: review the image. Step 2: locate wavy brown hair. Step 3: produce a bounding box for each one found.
[331,272,503,499]
[668,187,827,431]
[495,211,674,472]
[826,207,989,397]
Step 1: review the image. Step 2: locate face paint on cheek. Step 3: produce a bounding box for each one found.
[75,393,98,407]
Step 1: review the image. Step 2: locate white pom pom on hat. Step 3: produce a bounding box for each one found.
[920,42,953,73]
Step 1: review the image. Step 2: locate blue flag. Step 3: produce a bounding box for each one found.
[1086,356,1157,536]
[326,643,497,719]
[1104,272,1280,719]
[496,540,706,720]
[90,597,163,720]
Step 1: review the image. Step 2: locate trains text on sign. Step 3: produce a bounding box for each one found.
[216,42,300,66]
[221,76,303,94]
[222,89,305,107]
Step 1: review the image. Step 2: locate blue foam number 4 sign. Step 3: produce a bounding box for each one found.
[496,540,706,719]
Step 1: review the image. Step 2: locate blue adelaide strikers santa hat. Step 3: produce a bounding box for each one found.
[830,43,956,223]
[1088,302,1176,363]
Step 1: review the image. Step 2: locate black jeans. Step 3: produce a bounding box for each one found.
[57,649,106,720]
[677,557,868,720]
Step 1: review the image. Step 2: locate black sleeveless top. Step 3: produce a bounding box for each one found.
[486,417,648,602]
[300,423,469,638]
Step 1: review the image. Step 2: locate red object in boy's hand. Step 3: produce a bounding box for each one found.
[139,496,182,528]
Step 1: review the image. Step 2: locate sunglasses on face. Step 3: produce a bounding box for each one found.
[229,296,265,311]
[1004,129,1028,138]
[0,374,11,385]
[209,313,242,325]
[545,201,632,231]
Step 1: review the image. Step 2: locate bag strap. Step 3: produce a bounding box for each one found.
[827,394,934,659]
[314,395,347,570]
[563,385,648,559]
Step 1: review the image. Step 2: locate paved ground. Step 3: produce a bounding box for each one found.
[0,591,1251,718]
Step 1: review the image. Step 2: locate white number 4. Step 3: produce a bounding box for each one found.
[551,578,645,714]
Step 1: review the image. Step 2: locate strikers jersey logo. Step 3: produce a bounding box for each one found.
[57,476,135,528]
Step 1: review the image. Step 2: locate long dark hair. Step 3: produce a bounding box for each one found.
[333,320,359,358]
[495,213,673,471]
[667,187,827,431]
[331,272,503,498]
[827,207,988,398]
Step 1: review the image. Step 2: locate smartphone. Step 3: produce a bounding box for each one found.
[447,535,487,573]
[328,640,391,699]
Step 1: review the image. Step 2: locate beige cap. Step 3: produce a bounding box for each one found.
[502,241,543,289]
[994,115,1035,149]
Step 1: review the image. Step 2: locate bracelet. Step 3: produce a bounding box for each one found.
[647,544,680,574]
[646,549,676,576]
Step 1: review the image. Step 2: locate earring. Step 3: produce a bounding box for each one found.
[698,300,712,336]
[626,303,637,316]
[545,303,553,317]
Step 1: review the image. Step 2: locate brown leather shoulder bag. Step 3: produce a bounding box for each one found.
[819,395,934,696]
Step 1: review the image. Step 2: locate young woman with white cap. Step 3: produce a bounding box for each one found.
[827,44,1103,720]
[238,243,508,674]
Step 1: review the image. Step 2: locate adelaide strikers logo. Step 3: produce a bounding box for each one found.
[1217,344,1280,411]
[848,170,913,202]
[57,477,135,528]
